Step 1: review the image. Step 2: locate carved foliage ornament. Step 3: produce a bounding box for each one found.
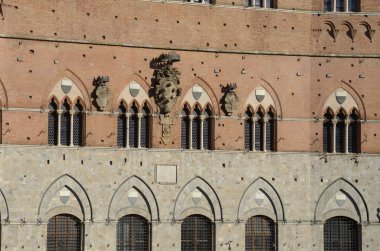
[94,76,110,111]
[221,83,239,116]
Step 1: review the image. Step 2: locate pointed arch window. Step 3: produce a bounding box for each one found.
[129,104,139,148]
[47,214,82,251]
[181,107,191,149]
[203,107,213,150]
[244,109,254,151]
[324,216,360,251]
[116,214,150,251]
[117,103,127,147]
[73,102,84,147]
[323,110,334,153]
[255,111,264,151]
[60,101,71,146]
[266,110,275,151]
[140,104,150,148]
[245,215,276,251]
[192,107,202,150]
[247,0,275,8]
[181,214,213,251]
[48,99,58,145]
[348,111,360,153]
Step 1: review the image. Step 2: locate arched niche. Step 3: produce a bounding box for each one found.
[108,176,159,222]
[314,178,369,224]
[237,177,285,222]
[173,176,222,222]
[244,86,277,115]
[322,88,360,117]
[38,174,93,222]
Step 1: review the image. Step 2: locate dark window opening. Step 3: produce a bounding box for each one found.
[60,101,70,146]
[335,111,346,153]
[244,110,253,151]
[181,107,190,149]
[73,102,84,146]
[324,216,360,251]
[323,111,333,153]
[117,214,150,251]
[129,105,139,148]
[48,99,58,145]
[192,108,202,150]
[181,214,213,251]
[140,105,150,148]
[47,214,82,251]
[255,111,264,151]
[203,107,213,150]
[245,215,276,251]
[117,104,127,147]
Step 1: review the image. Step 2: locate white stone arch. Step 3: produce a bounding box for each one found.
[0,188,9,221]
[47,77,87,109]
[38,174,93,221]
[322,88,360,118]
[244,86,277,115]
[237,177,285,222]
[314,178,369,224]
[116,81,151,111]
[173,176,222,222]
[108,175,159,222]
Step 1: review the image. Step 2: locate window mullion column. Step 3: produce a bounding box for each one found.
[126,113,130,148]
[138,113,142,148]
[263,0,266,8]
[57,110,62,146]
[333,0,337,12]
[200,115,205,150]
[345,119,349,153]
[189,115,194,150]
[69,110,74,146]
[344,0,348,12]
[332,119,337,153]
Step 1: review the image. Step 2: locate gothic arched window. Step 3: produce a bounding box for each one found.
[324,217,360,251]
[323,110,333,153]
[255,111,264,151]
[181,214,213,251]
[140,104,150,148]
[244,109,253,151]
[266,110,275,151]
[335,110,346,153]
[116,215,150,251]
[48,99,58,145]
[192,107,202,150]
[47,214,82,251]
[203,107,213,150]
[181,107,190,149]
[60,100,70,146]
[117,103,127,147]
[324,0,359,12]
[129,104,139,148]
[348,111,360,153]
[245,215,276,251]
[73,102,84,146]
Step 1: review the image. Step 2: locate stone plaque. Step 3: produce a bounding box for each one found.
[156,164,177,184]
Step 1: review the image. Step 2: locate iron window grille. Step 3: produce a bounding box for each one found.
[181,214,214,251]
[255,112,264,151]
[192,108,202,150]
[140,106,150,148]
[335,112,346,153]
[266,112,275,151]
[181,108,190,149]
[47,214,82,251]
[244,111,253,151]
[245,215,276,251]
[117,104,127,147]
[48,100,58,145]
[73,103,83,146]
[116,215,150,251]
[129,106,139,148]
[348,113,359,153]
[203,108,213,150]
[324,217,360,251]
[323,112,333,153]
[60,102,70,146]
